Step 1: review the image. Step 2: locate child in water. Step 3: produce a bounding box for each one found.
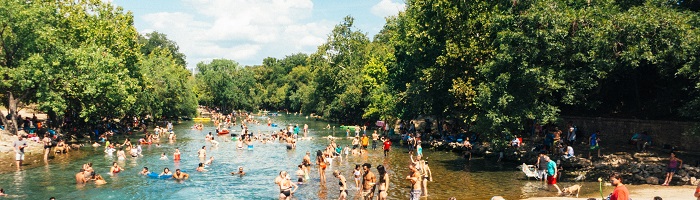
[160,153,168,160]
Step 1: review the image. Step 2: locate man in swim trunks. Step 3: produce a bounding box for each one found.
[372,130,379,150]
[76,169,89,184]
[14,135,27,170]
[361,163,376,200]
[406,163,422,200]
[173,169,189,180]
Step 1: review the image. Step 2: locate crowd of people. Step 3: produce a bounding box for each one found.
[10,109,700,200]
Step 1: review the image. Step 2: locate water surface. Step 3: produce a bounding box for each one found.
[0,115,608,199]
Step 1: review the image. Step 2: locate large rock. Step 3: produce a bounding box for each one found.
[562,157,593,169]
[682,176,691,184]
[646,176,660,185]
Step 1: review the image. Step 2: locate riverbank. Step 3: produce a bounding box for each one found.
[521,184,696,200]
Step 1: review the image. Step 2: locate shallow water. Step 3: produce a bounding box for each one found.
[0,115,611,199]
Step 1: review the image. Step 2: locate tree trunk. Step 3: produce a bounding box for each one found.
[1,91,20,135]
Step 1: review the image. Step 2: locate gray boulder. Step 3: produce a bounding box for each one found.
[646,176,659,185]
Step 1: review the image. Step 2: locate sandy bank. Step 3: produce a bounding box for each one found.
[521,184,696,200]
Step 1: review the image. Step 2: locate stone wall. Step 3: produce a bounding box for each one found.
[561,116,699,151]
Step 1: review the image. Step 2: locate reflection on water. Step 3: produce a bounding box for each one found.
[0,115,607,199]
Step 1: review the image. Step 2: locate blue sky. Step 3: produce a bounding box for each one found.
[111,0,406,68]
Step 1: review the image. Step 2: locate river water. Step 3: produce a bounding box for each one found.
[0,115,609,199]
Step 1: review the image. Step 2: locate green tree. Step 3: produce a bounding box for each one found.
[1,0,142,133]
[139,31,187,67]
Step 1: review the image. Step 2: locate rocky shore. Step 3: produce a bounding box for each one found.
[423,139,700,187]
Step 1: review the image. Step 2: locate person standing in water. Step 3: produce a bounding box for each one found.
[376,165,389,200]
[420,160,433,197]
[333,170,348,200]
[406,163,422,200]
[316,150,327,183]
[295,165,306,184]
[372,130,379,150]
[383,137,392,157]
[353,164,362,189]
[14,135,27,170]
[545,156,561,194]
[173,148,181,161]
[42,134,52,161]
[361,163,376,200]
[197,146,206,160]
[303,124,309,138]
[275,171,298,200]
[303,152,312,175]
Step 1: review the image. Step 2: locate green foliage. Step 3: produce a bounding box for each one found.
[139,31,187,67]
[1,0,196,135]
[195,59,259,111]
[136,48,197,119]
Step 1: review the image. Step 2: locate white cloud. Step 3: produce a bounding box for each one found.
[138,0,333,67]
[371,0,405,18]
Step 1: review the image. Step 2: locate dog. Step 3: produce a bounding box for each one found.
[561,184,581,197]
[70,144,83,150]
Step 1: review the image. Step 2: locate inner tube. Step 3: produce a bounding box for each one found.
[147,172,172,179]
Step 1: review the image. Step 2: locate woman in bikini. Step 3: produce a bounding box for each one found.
[353,164,362,189]
[122,138,132,151]
[377,165,389,200]
[42,134,52,160]
[274,171,298,200]
[333,170,348,200]
[110,162,123,175]
[317,150,327,183]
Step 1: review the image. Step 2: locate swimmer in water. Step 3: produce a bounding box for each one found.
[160,168,172,176]
[173,169,189,180]
[204,156,214,165]
[196,163,207,172]
[160,153,168,160]
[116,148,126,160]
[92,174,107,185]
[231,166,246,176]
[139,167,150,175]
[110,162,124,174]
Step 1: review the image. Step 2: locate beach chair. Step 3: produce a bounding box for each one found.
[520,163,540,180]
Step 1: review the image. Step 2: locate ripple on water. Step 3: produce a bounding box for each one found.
[0,115,598,199]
